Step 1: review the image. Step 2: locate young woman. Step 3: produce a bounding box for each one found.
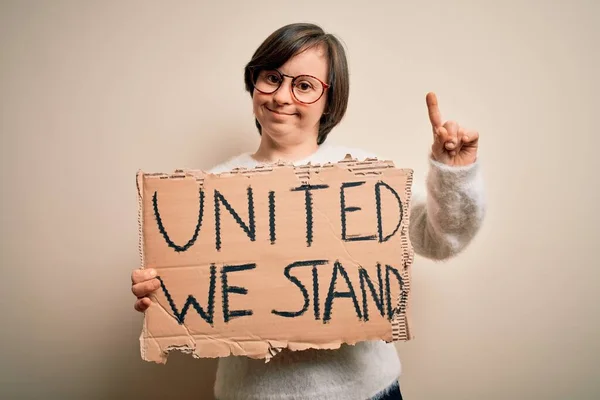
[131,23,485,400]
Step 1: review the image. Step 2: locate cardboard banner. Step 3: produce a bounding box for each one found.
[136,156,414,363]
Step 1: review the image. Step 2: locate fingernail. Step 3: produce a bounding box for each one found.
[149,269,157,277]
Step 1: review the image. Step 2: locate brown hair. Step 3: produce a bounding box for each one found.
[244,23,349,145]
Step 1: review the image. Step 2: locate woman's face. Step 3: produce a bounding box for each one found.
[252,45,329,145]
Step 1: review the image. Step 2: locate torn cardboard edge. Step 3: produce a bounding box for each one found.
[136,154,415,363]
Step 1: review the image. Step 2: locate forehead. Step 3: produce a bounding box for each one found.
[278,45,328,80]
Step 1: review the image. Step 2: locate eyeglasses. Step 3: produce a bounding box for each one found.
[252,68,330,104]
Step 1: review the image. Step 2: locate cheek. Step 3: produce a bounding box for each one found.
[252,97,260,115]
[252,92,270,114]
[252,92,261,110]
[299,100,326,122]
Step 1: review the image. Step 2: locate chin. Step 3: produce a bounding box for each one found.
[260,121,295,136]
[262,128,295,142]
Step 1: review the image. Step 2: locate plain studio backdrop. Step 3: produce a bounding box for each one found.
[1,1,598,399]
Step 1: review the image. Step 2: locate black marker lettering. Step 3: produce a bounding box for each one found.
[291,184,329,247]
[153,188,205,252]
[157,266,216,325]
[221,263,256,322]
[340,182,376,242]
[323,260,363,323]
[375,181,403,242]
[272,259,328,318]
[385,264,403,320]
[312,264,320,320]
[214,187,256,251]
[358,264,385,321]
[268,191,276,245]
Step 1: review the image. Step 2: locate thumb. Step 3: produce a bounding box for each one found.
[432,125,448,154]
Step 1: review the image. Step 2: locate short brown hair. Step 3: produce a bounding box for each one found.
[244,23,349,145]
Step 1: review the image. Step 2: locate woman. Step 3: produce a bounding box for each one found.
[131,23,485,400]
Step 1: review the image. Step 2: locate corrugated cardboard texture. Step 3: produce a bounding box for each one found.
[136,156,414,363]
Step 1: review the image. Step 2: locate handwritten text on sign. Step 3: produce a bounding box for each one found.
[138,160,414,361]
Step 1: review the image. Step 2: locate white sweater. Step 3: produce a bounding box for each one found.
[208,141,486,400]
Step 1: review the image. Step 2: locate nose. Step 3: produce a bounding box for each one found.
[272,77,294,105]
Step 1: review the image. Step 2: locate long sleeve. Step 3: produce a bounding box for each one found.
[408,157,486,260]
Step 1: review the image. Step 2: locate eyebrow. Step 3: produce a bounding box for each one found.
[272,68,327,81]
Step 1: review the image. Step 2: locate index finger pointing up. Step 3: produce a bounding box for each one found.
[426,92,443,128]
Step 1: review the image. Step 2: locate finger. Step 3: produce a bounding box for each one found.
[426,92,443,128]
[434,125,450,143]
[134,297,152,312]
[132,278,160,298]
[457,126,467,145]
[442,121,458,146]
[440,121,458,156]
[431,125,450,159]
[131,268,157,284]
[448,126,468,156]
[462,130,479,144]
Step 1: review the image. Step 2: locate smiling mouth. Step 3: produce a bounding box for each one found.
[266,107,296,116]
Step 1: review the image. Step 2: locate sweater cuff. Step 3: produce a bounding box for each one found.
[426,157,483,195]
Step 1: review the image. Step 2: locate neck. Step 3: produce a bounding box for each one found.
[252,134,320,163]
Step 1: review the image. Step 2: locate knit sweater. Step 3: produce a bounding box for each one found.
[208,141,486,400]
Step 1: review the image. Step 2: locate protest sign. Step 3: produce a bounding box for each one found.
[136,155,414,363]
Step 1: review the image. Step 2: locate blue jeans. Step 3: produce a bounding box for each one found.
[217,381,403,400]
[370,380,403,400]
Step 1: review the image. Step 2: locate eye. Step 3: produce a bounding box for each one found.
[265,72,281,84]
[295,81,315,92]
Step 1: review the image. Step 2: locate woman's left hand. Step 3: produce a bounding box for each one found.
[426,92,479,167]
